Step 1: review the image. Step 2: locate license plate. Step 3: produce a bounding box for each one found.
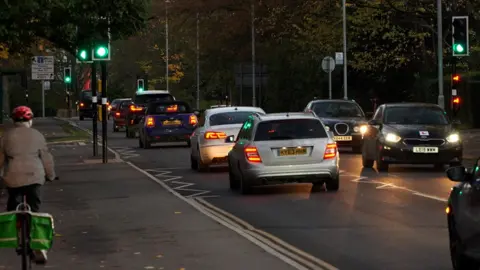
[413,147,439,153]
[163,120,181,126]
[279,147,307,156]
[333,136,352,141]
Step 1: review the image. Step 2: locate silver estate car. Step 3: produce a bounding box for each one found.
[226,112,340,194]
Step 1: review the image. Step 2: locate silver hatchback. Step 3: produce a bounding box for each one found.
[226,112,340,194]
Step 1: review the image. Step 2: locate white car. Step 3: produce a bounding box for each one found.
[190,106,266,171]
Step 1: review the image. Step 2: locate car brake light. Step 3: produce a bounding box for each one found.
[244,146,262,163]
[130,105,142,112]
[189,115,198,125]
[166,105,178,112]
[80,103,84,107]
[324,143,337,159]
[146,116,155,127]
[115,112,120,117]
[204,131,227,139]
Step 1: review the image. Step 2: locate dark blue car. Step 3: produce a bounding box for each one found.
[138,101,198,148]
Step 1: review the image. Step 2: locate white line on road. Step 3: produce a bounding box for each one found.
[412,192,448,202]
[376,183,396,189]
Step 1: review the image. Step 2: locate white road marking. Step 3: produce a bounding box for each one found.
[376,183,397,189]
[78,142,86,146]
[111,146,140,159]
[412,192,448,202]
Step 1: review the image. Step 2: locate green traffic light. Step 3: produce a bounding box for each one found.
[79,50,87,60]
[96,46,108,57]
[454,44,465,53]
[65,77,71,83]
[138,87,144,91]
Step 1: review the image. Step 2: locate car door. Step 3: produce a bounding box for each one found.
[455,162,480,241]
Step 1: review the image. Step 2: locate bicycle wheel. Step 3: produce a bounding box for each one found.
[20,214,29,270]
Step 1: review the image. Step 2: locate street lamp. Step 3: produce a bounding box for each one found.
[342,0,348,100]
[251,0,256,107]
[165,0,170,92]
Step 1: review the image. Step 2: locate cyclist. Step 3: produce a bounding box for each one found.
[0,106,56,264]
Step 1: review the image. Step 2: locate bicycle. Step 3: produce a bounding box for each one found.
[14,176,58,270]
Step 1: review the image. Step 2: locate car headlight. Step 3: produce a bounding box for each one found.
[446,133,460,143]
[385,133,401,143]
[354,125,368,134]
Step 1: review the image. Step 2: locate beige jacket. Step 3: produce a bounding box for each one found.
[0,123,56,188]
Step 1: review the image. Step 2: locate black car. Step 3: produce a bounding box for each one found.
[446,161,480,269]
[125,90,176,138]
[362,103,463,171]
[78,90,94,120]
[304,99,368,153]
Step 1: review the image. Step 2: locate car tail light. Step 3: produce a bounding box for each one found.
[166,104,178,112]
[244,146,262,163]
[146,116,155,127]
[189,115,198,125]
[115,112,120,117]
[323,143,337,159]
[130,105,142,112]
[204,131,226,139]
[80,103,84,107]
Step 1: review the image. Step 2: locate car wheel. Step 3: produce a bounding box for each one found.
[376,151,389,172]
[362,143,374,168]
[238,162,252,195]
[138,136,144,148]
[449,215,479,270]
[311,182,324,192]
[143,136,151,149]
[196,147,209,172]
[190,154,198,170]
[228,161,239,190]
[325,175,339,192]
[113,123,119,132]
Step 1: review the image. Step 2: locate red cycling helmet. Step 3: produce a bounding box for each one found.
[11,106,34,122]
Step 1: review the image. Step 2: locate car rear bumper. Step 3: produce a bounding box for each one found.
[114,119,126,126]
[379,142,463,164]
[200,144,235,165]
[243,158,339,186]
[145,128,194,143]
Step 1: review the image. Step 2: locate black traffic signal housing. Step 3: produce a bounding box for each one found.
[76,44,93,63]
[137,79,145,91]
[93,40,111,61]
[452,96,461,116]
[452,16,469,56]
[64,67,72,84]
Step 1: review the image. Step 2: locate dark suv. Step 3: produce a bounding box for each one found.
[78,90,94,120]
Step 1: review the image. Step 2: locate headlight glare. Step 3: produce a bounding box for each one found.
[447,133,460,143]
[385,133,401,143]
[359,125,368,134]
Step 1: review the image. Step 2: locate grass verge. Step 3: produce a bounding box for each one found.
[46,123,90,143]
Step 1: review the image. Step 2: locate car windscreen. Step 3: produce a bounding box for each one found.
[80,91,92,100]
[209,111,259,126]
[384,106,449,125]
[312,102,364,118]
[111,99,128,108]
[254,119,328,141]
[135,94,174,104]
[148,102,191,114]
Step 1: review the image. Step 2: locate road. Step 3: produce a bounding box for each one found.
[72,118,480,270]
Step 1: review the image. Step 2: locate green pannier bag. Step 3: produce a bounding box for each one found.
[29,212,54,250]
[0,212,18,248]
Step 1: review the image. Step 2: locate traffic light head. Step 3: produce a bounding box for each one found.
[453,75,461,82]
[76,45,93,63]
[452,16,469,56]
[93,41,110,61]
[64,67,72,84]
[137,79,145,91]
[453,97,461,104]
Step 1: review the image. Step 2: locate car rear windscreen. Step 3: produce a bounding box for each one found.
[254,119,327,141]
[80,91,92,100]
[148,102,191,114]
[135,94,174,104]
[209,111,258,126]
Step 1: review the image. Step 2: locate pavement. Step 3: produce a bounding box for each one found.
[0,118,297,270]
[58,117,480,270]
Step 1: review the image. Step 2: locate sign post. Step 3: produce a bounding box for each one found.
[322,56,335,99]
[31,56,54,116]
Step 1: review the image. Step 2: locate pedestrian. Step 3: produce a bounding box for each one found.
[0,106,56,264]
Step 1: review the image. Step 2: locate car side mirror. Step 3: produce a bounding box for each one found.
[446,166,467,182]
[225,135,235,143]
[365,112,374,119]
[194,110,200,116]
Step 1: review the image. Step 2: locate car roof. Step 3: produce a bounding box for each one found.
[311,99,358,104]
[383,102,443,109]
[135,90,171,95]
[205,106,265,115]
[112,98,131,102]
[256,112,319,121]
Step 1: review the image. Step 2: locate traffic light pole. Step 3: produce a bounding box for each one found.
[101,61,108,163]
[91,62,98,156]
[451,57,457,116]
